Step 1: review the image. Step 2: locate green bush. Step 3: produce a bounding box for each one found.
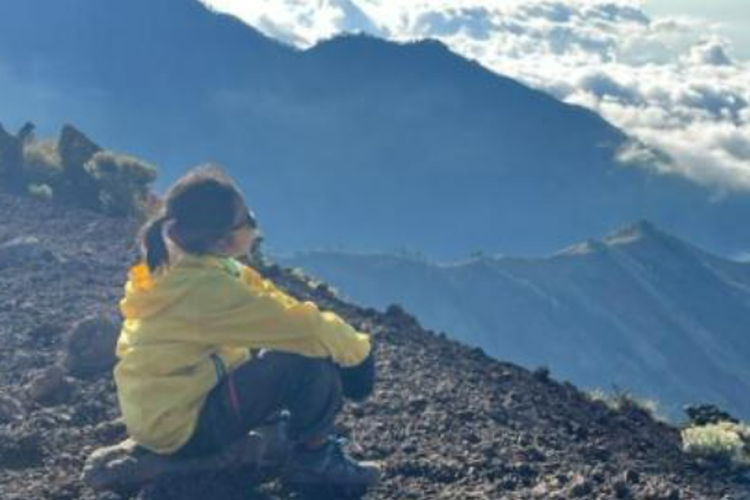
[22,139,63,185]
[586,387,664,421]
[27,183,53,200]
[84,151,158,217]
[682,421,750,466]
[3,123,162,219]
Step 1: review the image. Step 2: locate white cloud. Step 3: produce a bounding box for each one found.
[687,36,734,66]
[202,0,750,192]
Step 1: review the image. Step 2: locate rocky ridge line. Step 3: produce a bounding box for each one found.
[0,190,747,499]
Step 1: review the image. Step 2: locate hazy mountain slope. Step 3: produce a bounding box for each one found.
[279,221,750,420]
[0,189,747,499]
[0,0,748,258]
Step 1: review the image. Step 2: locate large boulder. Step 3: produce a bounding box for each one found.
[82,418,293,492]
[56,124,102,209]
[0,122,25,191]
[82,433,268,492]
[64,315,119,378]
[16,122,36,145]
[58,124,101,171]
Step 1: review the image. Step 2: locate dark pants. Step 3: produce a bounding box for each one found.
[177,351,343,458]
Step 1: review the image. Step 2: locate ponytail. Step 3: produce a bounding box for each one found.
[140,215,170,273]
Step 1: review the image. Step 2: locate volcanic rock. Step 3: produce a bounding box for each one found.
[83,433,268,492]
[0,122,25,190]
[58,124,101,171]
[26,365,72,405]
[685,404,740,426]
[56,124,102,209]
[64,315,119,377]
[569,474,593,497]
[0,236,58,269]
[0,391,24,423]
[16,122,36,144]
[0,429,45,470]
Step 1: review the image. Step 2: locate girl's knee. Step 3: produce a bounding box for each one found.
[261,352,340,386]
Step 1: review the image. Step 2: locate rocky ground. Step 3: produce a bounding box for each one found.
[0,189,748,499]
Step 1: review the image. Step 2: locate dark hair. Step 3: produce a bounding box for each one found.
[138,165,252,272]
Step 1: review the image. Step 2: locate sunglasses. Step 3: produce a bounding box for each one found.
[231,209,258,231]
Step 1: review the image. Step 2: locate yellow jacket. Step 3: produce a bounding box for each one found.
[114,253,372,454]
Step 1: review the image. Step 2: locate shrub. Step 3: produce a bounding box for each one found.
[682,421,750,466]
[586,386,664,420]
[84,151,158,217]
[22,139,63,185]
[27,183,53,200]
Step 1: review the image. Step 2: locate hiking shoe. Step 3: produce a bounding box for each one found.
[283,437,380,497]
[252,418,292,468]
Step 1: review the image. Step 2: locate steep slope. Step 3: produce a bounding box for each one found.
[279,221,750,420]
[1,192,748,499]
[0,0,748,258]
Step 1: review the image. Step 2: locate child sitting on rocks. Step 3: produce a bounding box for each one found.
[114,165,379,494]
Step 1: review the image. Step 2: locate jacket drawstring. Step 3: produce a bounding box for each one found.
[210,353,242,421]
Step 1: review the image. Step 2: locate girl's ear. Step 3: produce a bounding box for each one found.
[209,234,232,255]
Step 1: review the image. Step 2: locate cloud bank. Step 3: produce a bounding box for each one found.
[203,0,750,193]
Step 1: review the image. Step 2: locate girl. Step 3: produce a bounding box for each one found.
[114,165,379,493]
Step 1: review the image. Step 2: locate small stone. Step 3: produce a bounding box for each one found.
[640,484,681,500]
[613,480,631,499]
[401,440,418,454]
[531,483,550,497]
[0,392,24,423]
[569,474,593,497]
[26,365,71,405]
[624,469,640,484]
[93,419,128,444]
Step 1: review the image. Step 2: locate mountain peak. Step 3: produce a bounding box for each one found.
[555,220,678,258]
[604,219,666,247]
[308,32,452,60]
[558,238,609,256]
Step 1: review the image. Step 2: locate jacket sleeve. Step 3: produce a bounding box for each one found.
[178,267,372,367]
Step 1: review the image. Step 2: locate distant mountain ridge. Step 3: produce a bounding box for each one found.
[0,0,749,259]
[1,189,747,500]
[279,220,750,420]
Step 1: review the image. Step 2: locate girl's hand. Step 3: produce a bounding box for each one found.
[338,350,376,402]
